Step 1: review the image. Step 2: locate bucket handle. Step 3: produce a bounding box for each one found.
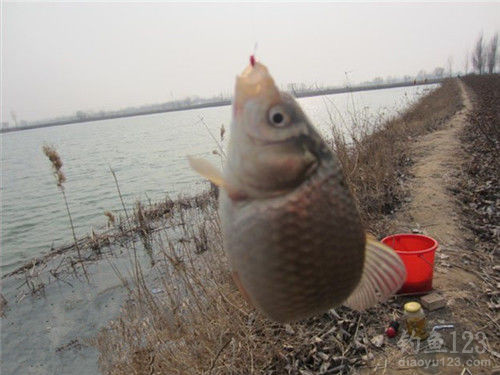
[417,253,434,268]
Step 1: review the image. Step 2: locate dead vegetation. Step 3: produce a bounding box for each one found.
[94,194,388,374]
[2,192,176,280]
[43,144,88,279]
[92,80,466,374]
[458,74,500,249]
[457,74,499,312]
[329,79,463,233]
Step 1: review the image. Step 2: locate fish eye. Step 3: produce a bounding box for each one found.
[268,105,289,127]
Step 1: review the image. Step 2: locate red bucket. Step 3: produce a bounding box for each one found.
[381,234,438,294]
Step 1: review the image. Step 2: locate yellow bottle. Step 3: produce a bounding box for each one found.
[404,302,429,339]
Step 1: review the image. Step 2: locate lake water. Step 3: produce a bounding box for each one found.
[1,85,436,274]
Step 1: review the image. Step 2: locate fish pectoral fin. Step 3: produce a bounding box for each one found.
[343,236,406,311]
[188,156,247,201]
[188,156,225,187]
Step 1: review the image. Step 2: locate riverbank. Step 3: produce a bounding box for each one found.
[363,76,498,374]
[0,79,442,134]
[91,78,473,374]
[0,191,218,374]
[3,76,498,374]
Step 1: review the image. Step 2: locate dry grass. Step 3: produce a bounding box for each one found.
[94,81,464,374]
[2,189,178,286]
[458,74,499,248]
[95,197,378,374]
[329,79,463,232]
[457,74,499,311]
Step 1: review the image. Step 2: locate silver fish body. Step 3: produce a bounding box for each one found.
[220,109,365,322]
[189,60,406,322]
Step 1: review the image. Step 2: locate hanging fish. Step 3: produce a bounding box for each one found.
[189,58,406,322]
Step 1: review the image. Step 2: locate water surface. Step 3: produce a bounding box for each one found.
[1,85,435,273]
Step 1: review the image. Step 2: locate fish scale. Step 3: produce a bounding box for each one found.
[221,158,365,322]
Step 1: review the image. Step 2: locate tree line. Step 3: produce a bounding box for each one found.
[467,32,498,75]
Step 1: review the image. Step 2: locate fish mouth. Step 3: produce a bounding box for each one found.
[234,61,280,115]
[245,131,298,147]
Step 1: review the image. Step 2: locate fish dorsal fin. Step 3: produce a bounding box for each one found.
[343,235,406,311]
[188,156,225,187]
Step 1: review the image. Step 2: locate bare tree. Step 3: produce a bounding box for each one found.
[472,33,485,74]
[433,67,445,78]
[416,70,427,80]
[447,56,453,77]
[464,50,470,74]
[487,32,498,74]
[10,111,18,127]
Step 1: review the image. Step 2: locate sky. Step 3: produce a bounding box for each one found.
[1,1,499,123]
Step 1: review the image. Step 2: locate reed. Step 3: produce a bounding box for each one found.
[42,145,88,280]
[104,211,116,227]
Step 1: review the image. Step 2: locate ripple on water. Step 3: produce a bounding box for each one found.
[1,85,436,273]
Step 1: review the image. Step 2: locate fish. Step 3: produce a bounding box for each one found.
[189,58,406,322]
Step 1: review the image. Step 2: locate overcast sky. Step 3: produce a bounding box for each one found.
[1,2,499,122]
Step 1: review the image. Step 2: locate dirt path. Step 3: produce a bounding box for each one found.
[392,80,472,245]
[388,81,480,304]
[369,81,498,374]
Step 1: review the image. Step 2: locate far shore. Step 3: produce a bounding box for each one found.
[1,79,443,134]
